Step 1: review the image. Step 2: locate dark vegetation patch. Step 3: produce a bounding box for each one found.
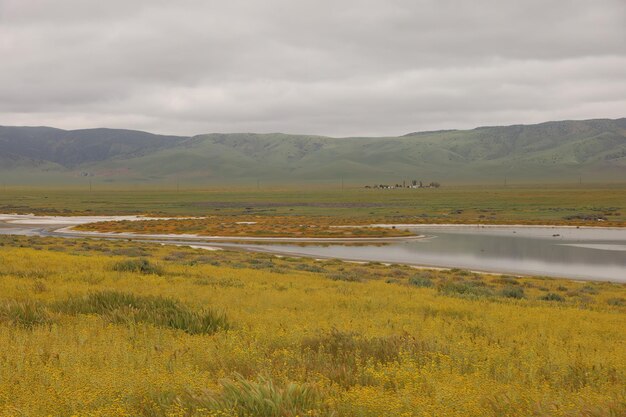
[498,286,526,299]
[53,291,229,335]
[0,289,231,334]
[540,293,565,302]
[193,201,384,209]
[301,329,427,387]
[327,271,363,282]
[113,259,163,275]
[0,300,53,328]
[112,247,149,257]
[178,374,324,417]
[563,214,607,222]
[437,279,495,298]
[606,297,625,306]
[408,275,434,288]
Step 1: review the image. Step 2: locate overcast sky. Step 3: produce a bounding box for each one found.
[0,0,624,137]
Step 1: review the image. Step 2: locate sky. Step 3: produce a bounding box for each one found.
[0,0,624,137]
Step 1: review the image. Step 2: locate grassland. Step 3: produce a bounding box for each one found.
[1,185,625,227]
[0,235,624,416]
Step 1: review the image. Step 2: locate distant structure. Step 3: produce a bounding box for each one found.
[365,180,441,189]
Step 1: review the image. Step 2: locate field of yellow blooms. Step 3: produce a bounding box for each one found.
[0,235,624,416]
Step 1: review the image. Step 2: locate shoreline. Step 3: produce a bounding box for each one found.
[51,226,426,243]
[0,214,624,283]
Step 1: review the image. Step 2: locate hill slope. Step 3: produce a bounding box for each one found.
[0,119,625,184]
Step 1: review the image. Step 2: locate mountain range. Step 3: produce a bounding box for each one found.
[0,118,625,185]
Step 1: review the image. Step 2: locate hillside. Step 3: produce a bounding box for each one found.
[0,118,625,185]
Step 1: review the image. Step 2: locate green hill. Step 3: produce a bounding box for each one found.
[1,118,625,185]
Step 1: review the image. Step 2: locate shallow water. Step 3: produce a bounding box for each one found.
[0,215,624,282]
[244,226,626,282]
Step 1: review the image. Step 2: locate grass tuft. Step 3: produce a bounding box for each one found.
[113,259,163,275]
[0,300,53,328]
[408,275,434,288]
[181,373,323,417]
[540,293,565,302]
[438,280,494,298]
[53,291,229,334]
[499,286,526,299]
[301,329,425,387]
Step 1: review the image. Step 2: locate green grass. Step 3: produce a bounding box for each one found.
[1,185,625,225]
[182,374,323,417]
[2,119,625,185]
[113,258,163,275]
[0,299,52,328]
[53,291,230,335]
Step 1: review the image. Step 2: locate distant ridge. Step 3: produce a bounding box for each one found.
[0,118,624,185]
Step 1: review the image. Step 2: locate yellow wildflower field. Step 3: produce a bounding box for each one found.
[0,236,624,416]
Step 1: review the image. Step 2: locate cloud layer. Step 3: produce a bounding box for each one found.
[1,0,624,136]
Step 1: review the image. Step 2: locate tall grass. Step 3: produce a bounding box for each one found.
[113,258,163,275]
[181,374,324,417]
[53,291,229,334]
[0,299,52,328]
[301,329,426,387]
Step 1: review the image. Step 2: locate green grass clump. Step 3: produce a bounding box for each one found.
[53,291,229,334]
[438,280,494,298]
[499,286,526,299]
[327,271,362,282]
[182,374,323,417]
[540,293,565,302]
[300,329,424,387]
[0,300,53,328]
[408,275,434,288]
[607,297,625,306]
[113,259,163,275]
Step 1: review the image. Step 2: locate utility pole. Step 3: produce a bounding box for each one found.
[257,179,260,190]
[89,179,92,193]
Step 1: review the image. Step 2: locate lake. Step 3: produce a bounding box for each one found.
[242,226,626,282]
[0,215,624,282]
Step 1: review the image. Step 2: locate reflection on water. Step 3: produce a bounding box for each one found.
[0,218,624,282]
[248,227,626,282]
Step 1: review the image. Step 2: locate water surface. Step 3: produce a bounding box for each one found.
[0,215,624,282]
[244,226,626,282]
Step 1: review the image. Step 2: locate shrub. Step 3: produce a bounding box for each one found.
[111,247,148,257]
[52,291,229,334]
[499,286,525,299]
[438,280,494,298]
[580,285,599,294]
[540,293,565,302]
[295,263,325,273]
[493,276,520,286]
[327,272,362,282]
[113,259,163,275]
[607,297,625,307]
[408,276,434,288]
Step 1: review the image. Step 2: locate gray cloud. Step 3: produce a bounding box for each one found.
[0,0,624,136]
